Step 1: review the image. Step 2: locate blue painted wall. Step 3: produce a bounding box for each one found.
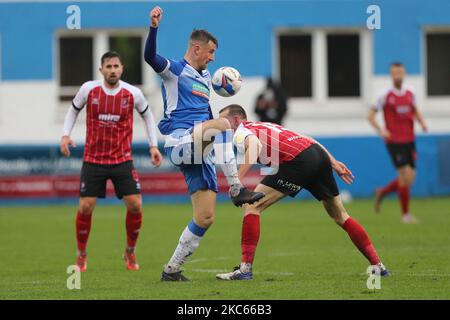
[1,0,450,80]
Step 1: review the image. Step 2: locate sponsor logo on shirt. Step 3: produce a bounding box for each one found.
[396,105,412,114]
[98,114,121,122]
[192,83,210,99]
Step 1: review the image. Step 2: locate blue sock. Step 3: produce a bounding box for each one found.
[188,219,207,237]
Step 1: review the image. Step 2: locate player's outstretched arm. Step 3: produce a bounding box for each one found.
[238,135,261,180]
[144,6,168,72]
[314,141,354,185]
[60,105,81,157]
[135,91,163,167]
[368,107,390,140]
[60,136,76,158]
[150,146,163,167]
[140,110,163,167]
[150,6,163,28]
[415,109,428,132]
[331,160,354,185]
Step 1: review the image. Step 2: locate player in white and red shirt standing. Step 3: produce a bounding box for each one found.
[60,51,163,272]
[368,62,428,224]
[215,104,389,280]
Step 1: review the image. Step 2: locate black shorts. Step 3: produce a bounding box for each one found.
[80,161,141,199]
[260,144,339,201]
[386,142,416,169]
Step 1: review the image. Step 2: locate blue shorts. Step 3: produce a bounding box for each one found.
[164,128,218,195]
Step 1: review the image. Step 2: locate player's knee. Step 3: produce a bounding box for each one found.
[336,207,350,226]
[195,212,215,228]
[334,213,348,226]
[79,202,95,215]
[407,173,415,186]
[398,174,408,187]
[126,200,142,214]
[399,176,412,187]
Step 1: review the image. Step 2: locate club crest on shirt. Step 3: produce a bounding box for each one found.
[235,132,245,144]
[121,98,129,108]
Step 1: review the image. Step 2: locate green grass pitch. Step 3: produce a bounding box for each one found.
[0,197,449,299]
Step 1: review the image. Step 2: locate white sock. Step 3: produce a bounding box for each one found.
[213,130,241,188]
[164,222,205,273]
[240,262,252,273]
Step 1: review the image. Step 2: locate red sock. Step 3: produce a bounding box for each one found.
[380,179,398,197]
[241,214,260,264]
[397,186,410,216]
[126,211,142,248]
[76,211,92,252]
[342,217,380,265]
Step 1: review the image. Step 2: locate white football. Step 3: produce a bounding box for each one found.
[211,67,242,97]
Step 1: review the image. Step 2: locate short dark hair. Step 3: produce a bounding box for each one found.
[390,61,404,68]
[190,29,218,47]
[219,104,247,120]
[101,51,123,65]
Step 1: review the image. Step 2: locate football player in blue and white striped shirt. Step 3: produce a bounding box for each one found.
[144,6,265,281]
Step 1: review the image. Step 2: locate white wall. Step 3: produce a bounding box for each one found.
[0,74,448,145]
[284,75,450,137]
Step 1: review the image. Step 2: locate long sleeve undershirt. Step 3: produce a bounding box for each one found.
[62,104,80,137]
[144,26,168,73]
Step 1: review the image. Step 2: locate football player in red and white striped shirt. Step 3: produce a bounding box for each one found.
[60,51,163,272]
[368,62,428,224]
[216,104,389,280]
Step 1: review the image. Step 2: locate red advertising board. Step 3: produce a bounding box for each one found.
[0,171,263,198]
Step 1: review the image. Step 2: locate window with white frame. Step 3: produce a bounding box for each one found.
[426,32,450,96]
[279,34,312,98]
[58,32,146,102]
[277,30,364,100]
[327,34,360,97]
[108,35,143,85]
[59,36,93,101]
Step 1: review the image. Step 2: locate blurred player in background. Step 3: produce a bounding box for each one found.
[368,62,428,224]
[215,104,389,280]
[144,6,264,281]
[60,51,163,272]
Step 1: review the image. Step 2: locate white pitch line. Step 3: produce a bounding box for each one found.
[188,252,305,264]
[187,256,232,264]
[268,252,306,257]
[189,268,294,276]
